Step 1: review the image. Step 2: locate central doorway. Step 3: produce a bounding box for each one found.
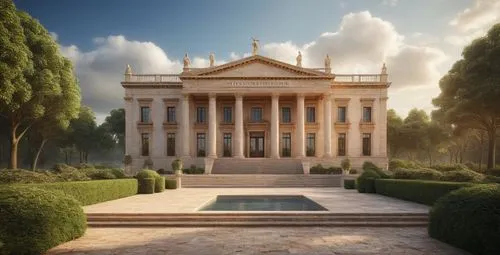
[249,132,265,157]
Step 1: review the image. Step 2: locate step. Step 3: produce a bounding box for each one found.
[86,212,429,217]
[180,174,341,187]
[87,221,428,228]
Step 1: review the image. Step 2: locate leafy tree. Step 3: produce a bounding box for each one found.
[102,108,125,150]
[0,4,81,169]
[68,106,97,163]
[433,23,500,169]
[400,109,430,160]
[387,109,404,158]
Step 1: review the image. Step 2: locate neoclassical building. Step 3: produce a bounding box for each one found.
[122,45,390,173]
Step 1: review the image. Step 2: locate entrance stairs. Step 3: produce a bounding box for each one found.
[181,175,341,187]
[211,158,302,174]
[86,212,429,228]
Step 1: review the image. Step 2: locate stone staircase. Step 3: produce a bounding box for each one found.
[180,174,341,187]
[86,212,429,228]
[211,158,302,174]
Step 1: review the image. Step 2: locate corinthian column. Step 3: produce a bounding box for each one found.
[234,94,244,158]
[271,93,280,158]
[324,93,332,157]
[208,94,217,158]
[296,94,305,158]
[181,94,191,157]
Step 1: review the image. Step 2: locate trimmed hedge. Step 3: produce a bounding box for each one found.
[374,179,472,205]
[136,169,160,179]
[393,168,443,181]
[440,170,484,182]
[20,179,138,206]
[356,169,380,193]
[388,159,422,171]
[362,161,392,178]
[310,164,343,174]
[431,163,469,172]
[0,186,86,254]
[155,176,165,192]
[0,169,59,184]
[429,184,500,254]
[166,178,178,189]
[138,178,155,194]
[344,179,355,189]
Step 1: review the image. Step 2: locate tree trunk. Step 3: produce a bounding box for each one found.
[9,137,18,169]
[31,139,47,171]
[487,127,496,169]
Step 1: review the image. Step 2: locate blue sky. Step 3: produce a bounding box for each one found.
[12,0,500,122]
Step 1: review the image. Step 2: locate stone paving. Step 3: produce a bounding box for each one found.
[84,188,429,214]
[48,227,468,255]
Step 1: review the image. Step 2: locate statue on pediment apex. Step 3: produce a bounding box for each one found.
[296,51,302,67]
[381,62,387,74]
[324,54,331,69]
[252,37,259,55]
[209,52,215,67]
[183,53,190,69]
[125,64,133,75]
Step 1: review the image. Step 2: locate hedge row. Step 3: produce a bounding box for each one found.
[18,179,138,206]
[310,165,343,174]
[429,184,500,254]
[0,186,86,254]
[374,179,473,205]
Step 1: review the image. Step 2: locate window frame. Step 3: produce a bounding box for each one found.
[140,106,151,123]
[362,133,371,156]
[141,133,150,156]
[250,107,263,122]
[306,106,316,123]
[196,133,206,157]
[166,132,176,156]
[223,133,232,157]
[166,106,176,123]
[363,106,372,123]
[338,133,346,156]
[223,106,233,124]
[196,106,207,124]
[337,106,347,123]
[281,107,291,123]
[306,133,316,157]
[281,132,292,157]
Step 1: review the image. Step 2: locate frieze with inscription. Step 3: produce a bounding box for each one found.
[228,81,290,87]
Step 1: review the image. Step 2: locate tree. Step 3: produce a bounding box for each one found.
[0,4,81,169]
[0,0,32,169]
[68,106,97,163]
[387,109,404,158]
[400,109,430,160]
[433,23,500,169]
[102,108,125,150]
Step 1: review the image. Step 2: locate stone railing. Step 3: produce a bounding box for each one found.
[334,74,383,82]
[125,74,181,83]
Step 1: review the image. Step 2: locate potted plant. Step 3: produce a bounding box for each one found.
[341,158,351,175]
[143,158,153,169]
[171,158,183,176]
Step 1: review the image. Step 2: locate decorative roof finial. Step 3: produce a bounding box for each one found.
[324,54,331,74]
[381,62,387,74]
[183,53,190,70]
[125,64,133,75]
[251,37,259,56]
[209,52,215,67]
[296,51,302,67]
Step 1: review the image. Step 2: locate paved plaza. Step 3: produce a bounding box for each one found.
[84,188,429,214]
[48,227,468,255]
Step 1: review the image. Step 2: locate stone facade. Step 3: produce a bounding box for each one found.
[122,54,390,173]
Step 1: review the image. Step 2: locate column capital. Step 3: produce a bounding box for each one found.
[379,96,389,102]
[208,93,217,99]
[124,96,133,102]
[181,93,190,99]
[234,93,244,100]
[271,93,280,100]
[296,93,305,99]
[323,93,332,100]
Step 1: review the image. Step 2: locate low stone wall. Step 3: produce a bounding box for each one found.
[127,157,206,175]
[307,157,388,171]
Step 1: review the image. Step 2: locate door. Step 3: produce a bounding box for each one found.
[249,132,265,157]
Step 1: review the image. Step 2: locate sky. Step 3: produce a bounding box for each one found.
[13,0,500,123]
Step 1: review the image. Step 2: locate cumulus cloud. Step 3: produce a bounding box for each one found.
[450,0,500,32]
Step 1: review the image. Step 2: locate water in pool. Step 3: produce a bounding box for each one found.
[198,195,328,211]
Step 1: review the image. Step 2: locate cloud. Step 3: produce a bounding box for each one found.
[49,32,58,41]
[381,0,399,7]
[60,35,182,120]
[450,0,500,32]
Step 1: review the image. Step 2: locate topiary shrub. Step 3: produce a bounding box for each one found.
[341,158,351,173]
[0,169,58,184]
[155,176,165,193]
[429,184,500,254]
[138,178,155,194]
[374,179,472,205]
[388,159,422,171]
[165,178,178,189]
[393,168,443,180]
[344,179,355,189]
[136,169,160,180]
[440,170,484,183]
[0,186,86,254]
[362,161,392,178]
[356,169,380,193]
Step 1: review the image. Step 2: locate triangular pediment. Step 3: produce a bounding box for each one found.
[181,55,331,78]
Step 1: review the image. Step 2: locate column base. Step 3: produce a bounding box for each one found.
[323,154,333,159]
[233,155,245,159]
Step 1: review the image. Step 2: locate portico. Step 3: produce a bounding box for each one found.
[122,51,390,173]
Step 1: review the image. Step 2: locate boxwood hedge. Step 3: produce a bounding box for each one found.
[166,178,178,189]
[155,176,165,192]
[0,186,86,254]
[374,179,472,205]
[343,179,355,189]
[356,169,380,193]
[20,179,138,206]
[138,178,155,194]
[429,184,500,254]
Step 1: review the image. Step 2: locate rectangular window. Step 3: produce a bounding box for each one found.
[166,133,175,156]
[251,107,263,122]
[306,107,316,123]
[281,107,291,123]
[337,107,346,123]
[338,133,346,156]
[282,133,291,157]
[196,107,206,123]
[166,107,176,123]
[362,133,371,156]
[140,106,151,123]
[141,133,150,156]
[223,133,232,157]
[197,133,206,157]
[306,133,316,156]
[223,107,232,123]
[363,107,372,122]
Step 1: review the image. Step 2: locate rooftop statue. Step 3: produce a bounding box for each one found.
[209,52,215,67]
[296,51,302,67]
[183,53,190,69]
[252,37,259,55]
